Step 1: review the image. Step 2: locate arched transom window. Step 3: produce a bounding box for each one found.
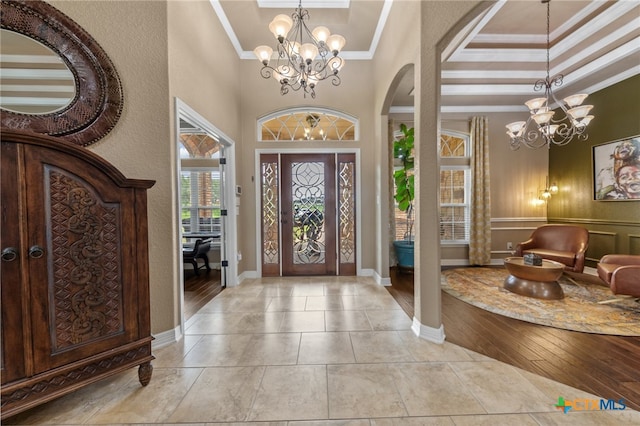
[258,107,358,141]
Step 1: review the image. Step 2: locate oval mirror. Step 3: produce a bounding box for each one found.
[0,30,76,114]
[0,0,123,147]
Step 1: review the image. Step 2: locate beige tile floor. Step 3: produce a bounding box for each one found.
[6,276,640,425]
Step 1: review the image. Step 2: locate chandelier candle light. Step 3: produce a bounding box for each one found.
[254,1,346,98]
[506,0,594,150]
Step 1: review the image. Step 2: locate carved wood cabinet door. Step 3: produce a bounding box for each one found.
[22,144,140,371]
[0,142,28,384]
[0,132,155,419]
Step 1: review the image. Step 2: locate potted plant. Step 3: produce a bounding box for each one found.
[392,123,415,270]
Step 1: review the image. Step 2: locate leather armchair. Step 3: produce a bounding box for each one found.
[515,224,589,273]
[597,254,640,297]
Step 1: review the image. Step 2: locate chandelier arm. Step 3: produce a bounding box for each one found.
[533,78,548,92]
[259,66,274,80]
[523,130,550,149]
[255,0,344,97]
[549,74,564,88]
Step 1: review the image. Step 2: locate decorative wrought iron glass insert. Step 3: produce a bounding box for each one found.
[291,161,326,264]
[258,108,357,141]
[261,160,279,266]
[338,157,355,265]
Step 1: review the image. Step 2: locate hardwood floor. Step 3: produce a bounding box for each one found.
[387,267,640,411]
[183,269,224,320]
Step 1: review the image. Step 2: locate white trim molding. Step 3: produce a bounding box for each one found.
[412,318,446,344]
[369,269,392,286]
[152,325,182,350]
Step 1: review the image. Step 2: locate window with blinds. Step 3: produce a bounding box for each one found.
[391,130,470,243]
[180,170,221,234]
[440,131,470,243]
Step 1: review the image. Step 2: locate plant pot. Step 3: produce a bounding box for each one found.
[393,240,414,269]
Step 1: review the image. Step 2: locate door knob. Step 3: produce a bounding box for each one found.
[28,245,45,259]
[1,247,18,262]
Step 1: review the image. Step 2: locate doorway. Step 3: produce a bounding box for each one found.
[175,98,238,330]
[259,152,356,277]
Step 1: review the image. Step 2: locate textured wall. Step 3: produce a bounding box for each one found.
[50,0,242,335]
[237,54,377,274]
[50,1,175,334]
[548,75,640,259]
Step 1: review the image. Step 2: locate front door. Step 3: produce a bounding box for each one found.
[259,153,356,276]
[281,154,336,275]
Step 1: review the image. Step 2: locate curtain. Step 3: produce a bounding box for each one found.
[469,116,492,265]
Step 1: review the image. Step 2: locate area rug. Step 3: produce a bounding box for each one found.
[441,267,640,336]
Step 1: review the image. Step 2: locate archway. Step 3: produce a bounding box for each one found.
[377,2,495,344]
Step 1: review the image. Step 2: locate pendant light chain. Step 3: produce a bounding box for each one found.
[545,0,550,83]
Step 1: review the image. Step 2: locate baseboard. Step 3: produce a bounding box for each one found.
[441,259,470,267]
[152,325,181,350]
[237,270,259,283]
[411,318,446,344]
[237,268,391,285]
[368,269,391,286]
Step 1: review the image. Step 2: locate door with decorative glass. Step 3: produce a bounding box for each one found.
[260,153,356,276]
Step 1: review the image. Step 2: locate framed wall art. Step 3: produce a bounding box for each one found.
[593,135,640,200]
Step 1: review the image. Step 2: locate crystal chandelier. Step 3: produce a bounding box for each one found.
[253,1,346,98]
[506,0,594,150]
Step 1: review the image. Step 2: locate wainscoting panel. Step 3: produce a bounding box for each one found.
[585,231,617,263]
[489,217,547,262]
[629,234,640,255]
[549,218,640,266]
[442,217,639,267]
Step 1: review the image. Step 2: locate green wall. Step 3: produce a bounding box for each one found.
[548,75,640,262]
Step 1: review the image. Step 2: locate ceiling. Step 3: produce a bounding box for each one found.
[214,0,640,113]
[1,1,638,115]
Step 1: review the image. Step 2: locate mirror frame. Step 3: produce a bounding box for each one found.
[1,0,124,147]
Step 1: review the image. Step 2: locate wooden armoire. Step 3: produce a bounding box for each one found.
[1,130,155,419]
